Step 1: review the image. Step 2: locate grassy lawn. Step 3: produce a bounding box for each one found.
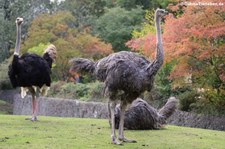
[0,115,224,149]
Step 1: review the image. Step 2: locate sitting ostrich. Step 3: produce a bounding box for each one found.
[8,17,57,121]
[70,8,168,144]
[114,97,178,130]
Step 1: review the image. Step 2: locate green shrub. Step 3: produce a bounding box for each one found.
[191,87,225,116]
[48,81,105,102]
[62,83,90,100]
[87,81,105,102]
[48,81,67,97]
[176,88,199,112]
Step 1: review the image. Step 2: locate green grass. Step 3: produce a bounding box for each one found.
[0,115,224,149]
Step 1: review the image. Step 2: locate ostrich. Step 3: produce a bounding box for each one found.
[8,17,57,121]
[70,8,168,144]
[114,97,178,130]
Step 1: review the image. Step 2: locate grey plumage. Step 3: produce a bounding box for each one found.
[70,8,168,144]
[114,97,178,130]
[70,51,156,96]
[70,58,95,74]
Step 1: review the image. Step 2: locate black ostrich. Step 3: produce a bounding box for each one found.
[70,8,168,144]
[8,17,57,121]
[114,97,178,130]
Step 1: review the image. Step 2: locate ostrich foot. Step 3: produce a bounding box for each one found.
[25,116,38,121]
[119,137,137,143]
[111,137,123,145]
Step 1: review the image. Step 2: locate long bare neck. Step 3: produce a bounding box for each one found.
[14,24,21,55]
[147,14,164,76]
[155,16,162,44]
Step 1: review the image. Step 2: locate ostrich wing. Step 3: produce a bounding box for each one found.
[94,51,151,82]
[8,53,51,88]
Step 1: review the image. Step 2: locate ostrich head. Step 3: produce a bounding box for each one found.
[15,17,23,25]
[155,8,168,18]
[44,44,57,61]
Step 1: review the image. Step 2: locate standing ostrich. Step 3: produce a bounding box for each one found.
[70,8,168,144]
[8,17,57,121]
[114,97,178,130]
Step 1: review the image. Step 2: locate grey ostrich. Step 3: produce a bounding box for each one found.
[8,18,57,121]
[70,8,168,144]
[114,97,178,130]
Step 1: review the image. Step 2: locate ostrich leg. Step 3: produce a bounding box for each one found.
[109,101,122,145]
[25,88,38,121]
[118,102,136,143]
[31,94,38,121]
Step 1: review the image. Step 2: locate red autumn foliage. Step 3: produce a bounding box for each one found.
[126,0,225,83]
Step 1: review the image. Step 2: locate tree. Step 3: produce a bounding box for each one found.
[127,0,225,114]
[93,6,144,52]
[117,0,152,10]
[22,11,112,80]
[164,0,225,87]
[0,0,57,63]
[60,0,106,30]
[74,33,113,60]
[116,0,174,10]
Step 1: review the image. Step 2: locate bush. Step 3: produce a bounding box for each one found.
[48,81,105,102]
[87,81,105,102]
[47,81,66,97]
[176,89,198,112]
[190,87,225,116]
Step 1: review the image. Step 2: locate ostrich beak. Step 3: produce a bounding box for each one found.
[163,11,169,18]
[16,17,24,25]
[163,10,169,16]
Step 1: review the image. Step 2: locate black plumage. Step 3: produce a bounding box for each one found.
[8,53,51,88]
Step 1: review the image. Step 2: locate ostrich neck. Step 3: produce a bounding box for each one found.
[14,24,21,55]
[146,15,164,77]
[155,16,162,44]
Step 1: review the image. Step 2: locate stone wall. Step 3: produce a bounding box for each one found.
[12,94,225,131]
[0,90,18,104]
[167,110,225,131]
[13,94,108,119]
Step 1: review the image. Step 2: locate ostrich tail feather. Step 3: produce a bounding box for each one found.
[159,97,178,120]
[69,58,95,74]
[44,44,57,60]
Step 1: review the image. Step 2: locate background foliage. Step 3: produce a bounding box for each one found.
[48,81,105,102]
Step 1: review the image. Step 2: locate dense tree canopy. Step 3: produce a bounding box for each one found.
[60,0,107,30]
[93,6,144,51]
[116,0,174,10]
